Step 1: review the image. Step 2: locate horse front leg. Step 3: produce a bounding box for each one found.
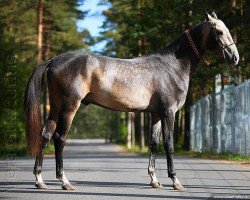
[52,99,80,190]
[161,109,184,190]
[148,114,163,188]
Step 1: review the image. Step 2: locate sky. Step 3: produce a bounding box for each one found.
[77,0,111,52]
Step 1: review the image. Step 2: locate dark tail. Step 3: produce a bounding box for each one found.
[24,60,51,155]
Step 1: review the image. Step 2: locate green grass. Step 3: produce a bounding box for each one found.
[0,143,55,158]
[121,144,149,155]
[0,145,27,158]
[44,143,55,155]
[121,143,250,163]
[174,150,250,162]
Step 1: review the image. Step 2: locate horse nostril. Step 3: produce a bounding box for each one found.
[233,55,239,65]
[233,56,237,62]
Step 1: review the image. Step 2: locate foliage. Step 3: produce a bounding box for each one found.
[1,0,250,157]
[0,0,91,156]
[70,105,113,139]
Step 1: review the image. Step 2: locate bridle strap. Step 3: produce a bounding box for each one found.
[185,24,236,65]
[218,41,235,59]
[185,29,202,60]
[219,42,235,50]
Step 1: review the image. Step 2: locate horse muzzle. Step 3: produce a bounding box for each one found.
[223,45,239,66]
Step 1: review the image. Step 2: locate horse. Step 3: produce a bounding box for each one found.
[24,12,239,191]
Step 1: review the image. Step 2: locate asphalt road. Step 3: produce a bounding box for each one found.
[0,139,250,200]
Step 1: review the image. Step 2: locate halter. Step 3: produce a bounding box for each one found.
[185,24,235,65]
[214,29,235,59]
[219,42,235,50]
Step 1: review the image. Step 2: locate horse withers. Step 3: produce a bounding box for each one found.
[24,12,239,190]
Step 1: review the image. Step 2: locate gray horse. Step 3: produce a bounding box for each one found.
[24,12,239,191]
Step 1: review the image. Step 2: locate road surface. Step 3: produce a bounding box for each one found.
[0,139,249,200]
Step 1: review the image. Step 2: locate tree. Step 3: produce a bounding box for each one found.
[37,0,43,64]
[0,0,92,155]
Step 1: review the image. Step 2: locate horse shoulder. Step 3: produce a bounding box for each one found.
[152,60,190,111]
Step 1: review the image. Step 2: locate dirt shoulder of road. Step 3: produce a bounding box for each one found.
[218,160,250,169]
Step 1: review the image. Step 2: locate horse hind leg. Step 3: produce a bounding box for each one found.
[52,98,81,190]
[33,107,57,189]
[148,114,163,188]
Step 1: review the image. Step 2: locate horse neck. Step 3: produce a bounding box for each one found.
[160,22,208,75]
[189,21,209,56]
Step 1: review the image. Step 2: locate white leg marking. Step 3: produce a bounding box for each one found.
[57,171,70,185]
[35,173,44,184]
[171,176,180,185]
[149,172,159,183]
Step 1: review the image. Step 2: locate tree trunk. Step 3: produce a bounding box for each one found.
[145,113,151,147]
[140,112,145,149]
[174,111,179,145]
[183,92,191,150]
[42,3,51,123]
[127,112,132,149]
[37,0,43,64]
[131,113,135,148]
[114,111,121,142]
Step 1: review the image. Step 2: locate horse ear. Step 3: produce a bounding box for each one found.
[211,11,218,19]
[205,11,211,21]
[205,11,216,25]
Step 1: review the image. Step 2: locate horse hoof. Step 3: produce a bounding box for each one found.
[150,181,164,188]
[35,182,48,189]
[172,183,184,190]
[62,182,75,190]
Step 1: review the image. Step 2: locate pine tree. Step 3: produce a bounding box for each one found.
[0,0,92,155]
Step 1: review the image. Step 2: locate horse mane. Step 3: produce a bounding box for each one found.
[157,22,205,56]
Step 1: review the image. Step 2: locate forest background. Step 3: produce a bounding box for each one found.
[0,0,249,156]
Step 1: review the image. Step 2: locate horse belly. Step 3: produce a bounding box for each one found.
[88,85,152,111]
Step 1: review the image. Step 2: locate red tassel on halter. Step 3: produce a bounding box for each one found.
[203,58,210,66]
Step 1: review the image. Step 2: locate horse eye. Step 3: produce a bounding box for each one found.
[216,30,223,35]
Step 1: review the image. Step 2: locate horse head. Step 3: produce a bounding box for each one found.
[205,12,239,65]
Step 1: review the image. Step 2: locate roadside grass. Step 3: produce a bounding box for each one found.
[121,144,148,155]
[0,145,27,158]
[174,149,250,162]
[44,143,55,155]
[0,143,55,158]
[122,143,250,163]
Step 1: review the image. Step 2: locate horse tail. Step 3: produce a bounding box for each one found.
[24,60,52,155]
